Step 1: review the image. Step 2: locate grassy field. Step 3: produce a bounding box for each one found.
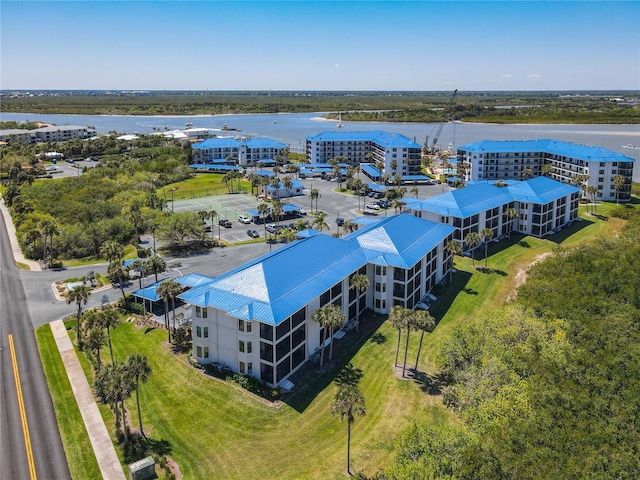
[35,200,632,480]
[161,173,252,201]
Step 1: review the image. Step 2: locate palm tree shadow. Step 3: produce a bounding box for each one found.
[147,437,172,457]
[411,370,446,396]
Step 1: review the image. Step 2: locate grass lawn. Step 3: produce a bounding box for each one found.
[35,324,102,480]
[36,201,633,479]
[62,244,138,267]
[161,173,251,200]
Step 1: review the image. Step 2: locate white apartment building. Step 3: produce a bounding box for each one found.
[0,125,97,145]
[179,214,454,387]
[457,139,634,202]
[404,177,580,246]
[191,137,288,167]
[306,131,423,179]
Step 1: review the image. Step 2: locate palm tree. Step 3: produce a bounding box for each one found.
[271,200,283,228]
[349,274,369,332]
[277,227,296,244]
[147,255,166,283]
[100,240,124,264]
[156,280,174,342]
[413,310,436,372]
[282,176,293,202]
[126,353,152,438]
[330,383,366,475]
[100,308,121,363]
[389,306,409,367]
[445,240,462,284]
[521,168,534,179]
[123,204,143,245]
[108,262,130,301]
[94,362,134,443]
[464,232,482,268]
[269,176,281,199]
[66,284,91,344]
[165,279,183,335]
[505,207,519,239]
[401,310,416,378]
[327,305,346,362]
[586,185,599,214]
[257,202,270,238]
[84,327,107,372]
[39,219,59,268]
[613,174,626,204]
[410,186,419,199]
[541,163,553,177]
[313,306,331,367]
[310,189,320,213]
[312,211,329,232]
[481,227,495,269]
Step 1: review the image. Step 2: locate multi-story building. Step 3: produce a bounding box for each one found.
[456,139,634,202]
[306,131,423,179]
[180,214,454,387]
[191,137,287,167]
[404,177,580,246]
[0,125,97,145]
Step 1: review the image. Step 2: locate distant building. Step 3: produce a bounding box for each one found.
[404,176,580,245]
[180,214,454,387]
[191,137,288,167]
[456,139,635,202]
[306,131,423,180]
[0,125,96,145]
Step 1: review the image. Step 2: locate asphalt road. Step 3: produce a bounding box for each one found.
[0,211,71,480]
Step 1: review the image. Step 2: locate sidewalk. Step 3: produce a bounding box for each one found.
[50,320,126,480]
[0,198,41,271]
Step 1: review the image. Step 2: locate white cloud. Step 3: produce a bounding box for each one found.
[334,64,341,68]
[528,74,542,78]
[502,74,513,78]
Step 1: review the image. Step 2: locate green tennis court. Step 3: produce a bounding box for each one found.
[169,194,260,221]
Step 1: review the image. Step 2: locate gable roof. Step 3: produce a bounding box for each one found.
[307,131,421,148]
[506,176,580,204]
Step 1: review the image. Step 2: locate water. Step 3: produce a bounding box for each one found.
[2,111,638,178]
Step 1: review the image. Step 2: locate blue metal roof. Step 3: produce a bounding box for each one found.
[307,131,421,148]
[179,234,368,326]
[361,164,381,177]
[193,138,240,149]
[189,164,241,171]
[402,175,430,180]
[506,176,580,204]
[347,214,455,269]
[405,183,514,218]
[175,272,216,288]
[458,139,634,163]
[245,138,286,149]
[253,169,275,177]
[266,179,304,191]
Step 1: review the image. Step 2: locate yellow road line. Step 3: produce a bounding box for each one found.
[8,334,38,480]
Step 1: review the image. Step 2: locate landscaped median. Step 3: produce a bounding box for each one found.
[34,201,634,479]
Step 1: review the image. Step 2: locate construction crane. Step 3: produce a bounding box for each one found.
[427,89,458,153]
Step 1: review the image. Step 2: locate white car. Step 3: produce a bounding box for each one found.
[365,202,380,210]
[237,215,251,224]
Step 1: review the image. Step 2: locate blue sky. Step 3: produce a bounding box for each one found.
[1,1,638,91]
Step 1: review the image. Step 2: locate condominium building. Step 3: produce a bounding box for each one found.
[404,177,580,246]
[180,214,454,387]
[0,125,97,145]
[456,139,634,202]
[191,137,287,167]
[306,131,423,178]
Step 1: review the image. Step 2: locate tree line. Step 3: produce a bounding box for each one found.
[375,208,640,479]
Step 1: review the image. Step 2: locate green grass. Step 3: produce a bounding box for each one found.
[37,201,634,479]
[35,324,102,480]
[15,261,31,270]
[162,174,251,200]
[62,244,138,267]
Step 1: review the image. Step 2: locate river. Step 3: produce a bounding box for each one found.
[2,111,638,178]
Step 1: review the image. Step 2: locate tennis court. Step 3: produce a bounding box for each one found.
[169,194,259,221]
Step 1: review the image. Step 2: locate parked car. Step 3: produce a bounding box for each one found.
[247,229,259,238]
[378,200,391,208]
[238,215,251,224]
[266,224,277,234]
[365,202,380,210]
[204,225,213,232]
[219,219,232,228]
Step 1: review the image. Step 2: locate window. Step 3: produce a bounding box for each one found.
[239,340,245,353]
[260,323,273,341]
[239,319,245,331]
[203,327,208,338]
[202,308,207,318]
[196,346,202,357]
[260,342,273,362]
[247,363,253,375]
[239,361,246,374]
[196,326,202,337]
[204,347,209,359]
[195,306,202,318]
[247,342,252,354]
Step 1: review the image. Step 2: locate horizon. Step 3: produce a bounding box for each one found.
[1,1,638,91]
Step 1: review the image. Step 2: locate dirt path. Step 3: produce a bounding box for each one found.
[509,252,553,301]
